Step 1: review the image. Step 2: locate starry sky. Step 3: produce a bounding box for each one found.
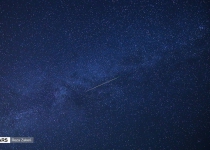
[0,0,210,149]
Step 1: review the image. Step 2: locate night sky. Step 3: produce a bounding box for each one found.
[0,0,210,149]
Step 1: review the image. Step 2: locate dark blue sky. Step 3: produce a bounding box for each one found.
[0,0,210,149]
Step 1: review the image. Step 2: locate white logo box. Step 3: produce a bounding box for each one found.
[0,137,10,143]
